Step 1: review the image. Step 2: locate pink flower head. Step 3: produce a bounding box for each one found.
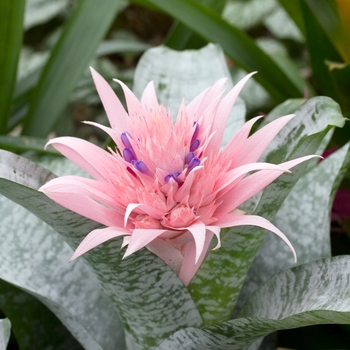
[40,68,314,286]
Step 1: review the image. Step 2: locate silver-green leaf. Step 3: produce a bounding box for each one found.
[0,318,11,350]
[236,142,350,312]
[0,153,124,350]
[0,150,202,349]
[188,96,345,326]
[157,256,350,349]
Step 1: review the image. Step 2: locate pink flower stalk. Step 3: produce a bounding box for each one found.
[40,68,314,286]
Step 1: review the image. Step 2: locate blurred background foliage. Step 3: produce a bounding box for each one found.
[1,0,350,349]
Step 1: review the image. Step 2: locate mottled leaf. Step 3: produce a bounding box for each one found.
[133,44,246,143]
[0,318,11,350]
[237,142,350,312]
[264,4,303,42]
[158,256,350,349]
[0,151,202,349]
[0,280,83,349]
[24,0,69,29]
[188,96,345,325]
[0,154,125,350]
[222,0,276,31]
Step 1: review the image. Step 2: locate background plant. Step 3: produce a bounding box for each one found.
[1,0,350,349]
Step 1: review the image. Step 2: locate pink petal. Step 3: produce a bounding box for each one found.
[124,203,165,227]
[83,121,123,151]
[207,226,221,250]
[40,184,124,227]
[114,79,142,117]
[123,229,169,258]
[218,155,318,213]
[46,137,116,181]
[141,81,159,110]
[178,229,215,286]
[215,213,296,262]
[226,114,295,167]
[222,116,262,162]
[186,78,227,120]
[210,72,256,153]
[71,226,130,260]
[186,220,207,264]
[216,161,290,196]
[90,67,128,131]
[39,175,124,215]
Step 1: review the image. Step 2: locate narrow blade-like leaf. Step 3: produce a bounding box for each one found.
[23,0,126,137]
[304,0,350,63]
[133,0,305,102]
[0,0,25,134]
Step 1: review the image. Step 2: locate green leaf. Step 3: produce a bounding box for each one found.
[134,0,306,102]
[264,4,304,42]
[237,142,350,313]
[222,0,276,31]
[133,44,246,141]
[279,0,350,112]
[304,0,350,63]
[0,151,202,349]
[0,136,59,154]
[157,256,350,349]
[0,0,25,134]
[22,0,126,137]
[0,154,125,350]
[300,1,346,104]
[165,0,226,50]
[0,280,83,349]
[188,96,345,326]
[24,0,69,30]
[96,39,151,57]
[276,0,306,36]
[0,318,11,350]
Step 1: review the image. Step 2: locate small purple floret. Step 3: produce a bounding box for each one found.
[185,152,195,165]
[131,160,151,176]
[190,139,200,152]
[164,172,181,183]
[188,157,200,171]
[121,132,133,149]
[123,148,135,163]
[191,122,199,143]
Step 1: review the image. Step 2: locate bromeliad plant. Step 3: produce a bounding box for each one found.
[1,45,350,349]
[39,68,311,286]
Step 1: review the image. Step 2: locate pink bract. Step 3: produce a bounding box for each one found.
[40,68,314,286]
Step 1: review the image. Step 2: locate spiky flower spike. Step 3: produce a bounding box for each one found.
[40,69,314,286]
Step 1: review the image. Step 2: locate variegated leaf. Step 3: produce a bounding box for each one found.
[0,151,202,349]
[158,256,350,349]
[0,318,11,350]
[237,142,350,313]
[188,96,345,325]
[0,154,124,350]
